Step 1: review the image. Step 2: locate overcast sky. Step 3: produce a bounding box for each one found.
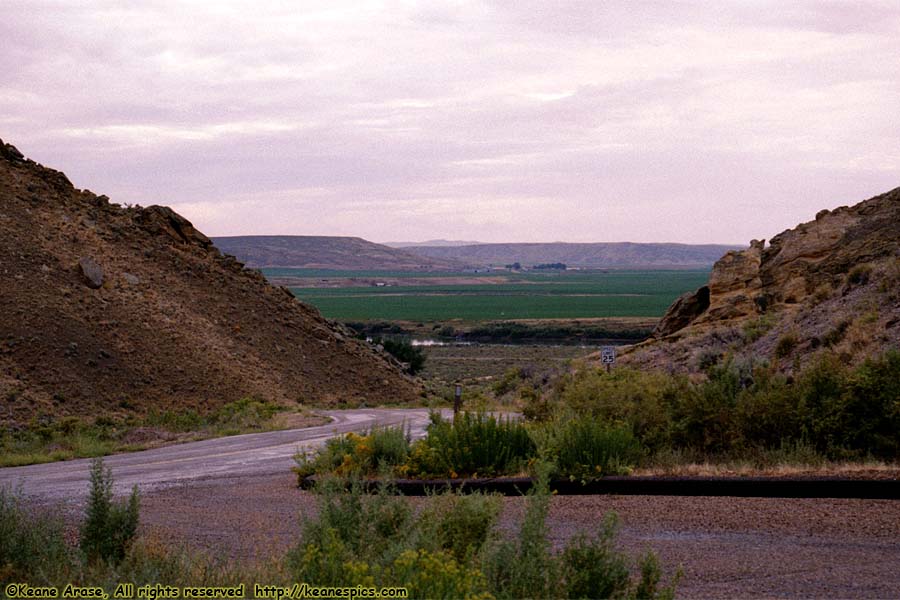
[3,1,898,244]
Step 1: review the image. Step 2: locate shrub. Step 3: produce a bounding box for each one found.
[555,368,682,451]
[559,514,630,599]
[482,465,678,599]
[774,332,799,359]
[408,412,536,478]
[421,491,501,563]
[380,339,426,374]
[822,319,851,347]
[80,458,140,565]
[388,549,490,599]
[846,263,873,287]
[294,425,411,479]
[482,464,557,599]
[493,367,525,397]
[536,418,645,479]
[521,385,554,422]
[0,488,72,585]
[742,315,775,343]
[210,397,280,430]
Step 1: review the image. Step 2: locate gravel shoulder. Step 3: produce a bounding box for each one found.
[136,471,900,598]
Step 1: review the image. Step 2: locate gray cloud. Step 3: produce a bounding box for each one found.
[2,0,898,244]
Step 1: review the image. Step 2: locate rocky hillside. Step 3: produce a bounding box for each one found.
[0,139,421,426]
[624,187,900,372]
[403,242,740,269]
[213,235,465,271]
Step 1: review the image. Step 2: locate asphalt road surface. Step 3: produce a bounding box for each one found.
[0,408,439,502]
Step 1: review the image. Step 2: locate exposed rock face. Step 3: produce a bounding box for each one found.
[626,187,900,373]
[653,286,710,337]
[0,138,421,425]
[653,189,900,338]
[134,205,212,249]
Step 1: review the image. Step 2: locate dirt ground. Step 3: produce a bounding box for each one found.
[138,472,900,599]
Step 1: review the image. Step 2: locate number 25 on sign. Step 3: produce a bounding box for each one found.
[601,346,616,372]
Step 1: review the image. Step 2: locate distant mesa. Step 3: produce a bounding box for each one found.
[212,235,466,271]
[384,239,484,248]
[400,242,742,270]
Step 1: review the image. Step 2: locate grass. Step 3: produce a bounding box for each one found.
[288,270,709,321]
[0,398,325,468]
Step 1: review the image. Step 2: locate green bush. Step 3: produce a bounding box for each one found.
[846,263,873,286]
[550,350,900,461]
[554,368,683,452]
[535,418,645,479]
[209,397,280,430]
[294,425,411,479]
[559,515,630,599]
[379,338,426,374]
[742,314,775,343]
[0,488,73,585]
[80,458,140,565]
[482,466,678,599]
[774,332,799,358]
[408,412,536,478]
[422,491,501,563]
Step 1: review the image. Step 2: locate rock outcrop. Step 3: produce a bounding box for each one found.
[653,286,710,338]
[0,138,421,425]
[654,189,900,338]
[630,187,900,371]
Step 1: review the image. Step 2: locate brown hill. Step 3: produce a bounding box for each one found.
[623,187,900,372]
[0,139,421,426]
[212,235,466,271]
[403,242,741,269]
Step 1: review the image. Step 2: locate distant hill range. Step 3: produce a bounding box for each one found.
[384,239,483,248]
[212,236,465,271]
[401,242,742,269]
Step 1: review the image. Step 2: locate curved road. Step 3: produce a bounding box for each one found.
[0,408,440,502]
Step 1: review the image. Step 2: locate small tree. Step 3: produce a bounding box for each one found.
[380,339,426,374]
[79,458,140,564]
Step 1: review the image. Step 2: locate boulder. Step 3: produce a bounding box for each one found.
[78,257,104,289]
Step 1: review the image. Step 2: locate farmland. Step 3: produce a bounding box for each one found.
[275,269,709,322]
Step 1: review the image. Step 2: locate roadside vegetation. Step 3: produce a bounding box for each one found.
[2,458,679,599]
[296,412,642,482]
[299,349,899,481]
[528,349,900,469]
[0,397,321,468]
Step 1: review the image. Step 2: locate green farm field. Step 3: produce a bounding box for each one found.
[275,269,709,321]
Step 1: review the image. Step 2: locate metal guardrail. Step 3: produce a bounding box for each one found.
[299,475,900,499]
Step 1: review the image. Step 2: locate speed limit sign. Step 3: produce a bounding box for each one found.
[601,346,616,372]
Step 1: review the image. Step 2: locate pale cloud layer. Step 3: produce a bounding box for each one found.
[3,1,898,244]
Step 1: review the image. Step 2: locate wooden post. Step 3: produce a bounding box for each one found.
[454,384,462,415]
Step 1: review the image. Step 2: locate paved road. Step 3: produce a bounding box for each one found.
[0,408,440,502]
